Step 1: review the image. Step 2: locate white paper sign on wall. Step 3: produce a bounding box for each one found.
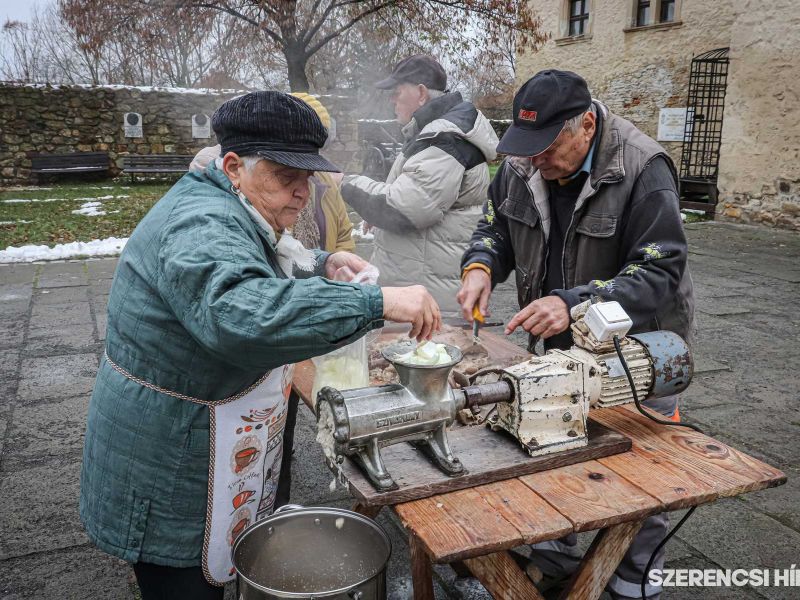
[657,108,688,142]
[192,114,211,138]
[124,112,143,138]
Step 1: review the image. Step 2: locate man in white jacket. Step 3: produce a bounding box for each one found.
[341,55,498,316]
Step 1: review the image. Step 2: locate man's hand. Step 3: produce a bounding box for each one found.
[456,269,492,322]
[505,295,570,339]
[382,285,442,342]
[324,251,369,280]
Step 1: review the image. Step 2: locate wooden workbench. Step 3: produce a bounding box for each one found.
[293,330,786,600]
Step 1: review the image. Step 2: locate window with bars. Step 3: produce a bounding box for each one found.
[569,0,589,36]
[637,0,650,26]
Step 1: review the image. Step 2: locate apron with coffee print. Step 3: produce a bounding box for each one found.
[202,363,294,585]
[201,185,313,583]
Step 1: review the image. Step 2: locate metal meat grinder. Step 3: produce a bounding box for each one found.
[316,301,693,491]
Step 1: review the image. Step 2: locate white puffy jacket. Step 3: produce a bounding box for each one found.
[342,92,498,315]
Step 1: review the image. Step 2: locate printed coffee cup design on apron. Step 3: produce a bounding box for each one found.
[203,364,295,585]
[228,507,252,546]
[232,442,261,475]
[231,490,256,512]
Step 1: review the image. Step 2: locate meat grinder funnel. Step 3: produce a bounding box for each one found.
[381,341,463,402]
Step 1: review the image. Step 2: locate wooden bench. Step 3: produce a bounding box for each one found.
[680,177,719,215]
[122,154,194,181]
[28,152,110,180]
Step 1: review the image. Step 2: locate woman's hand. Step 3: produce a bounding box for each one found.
[381,285,442,342]
[324,251,369,280]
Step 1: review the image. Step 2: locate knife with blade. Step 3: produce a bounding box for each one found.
[471,305,484,344]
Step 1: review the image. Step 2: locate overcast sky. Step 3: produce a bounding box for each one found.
[0,0,53,23]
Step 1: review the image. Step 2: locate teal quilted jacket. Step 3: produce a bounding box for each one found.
[79,164,383,566]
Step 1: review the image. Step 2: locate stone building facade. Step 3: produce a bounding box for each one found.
[518,0,800,230]
[0,84,363,185]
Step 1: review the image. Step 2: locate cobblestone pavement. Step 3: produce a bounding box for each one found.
[0,221,798,599]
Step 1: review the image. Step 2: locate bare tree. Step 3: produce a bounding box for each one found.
[0,5,110,84]
[60,0,547,92]
[51,0,254,88]
[0,20,47,82]
[6,0,543,99]
[305,10,415,93]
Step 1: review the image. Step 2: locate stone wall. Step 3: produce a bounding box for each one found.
[0,82,511,188]
[715,0,800,229]
[518,0,736,167]
[516,0,800,230]
[0,84,363,184]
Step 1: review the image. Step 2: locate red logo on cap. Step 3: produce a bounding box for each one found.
[518,109,538,122]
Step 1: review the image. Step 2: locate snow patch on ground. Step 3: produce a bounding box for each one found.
[11,81,245,95]
[3,186,53,191]
[0,237,128,263]
[72,201,106,216]
[3,194,128,204]
[4,198,67,204]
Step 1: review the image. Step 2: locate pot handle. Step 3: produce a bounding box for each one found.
[348,590,363,600]
[274,503,304,514]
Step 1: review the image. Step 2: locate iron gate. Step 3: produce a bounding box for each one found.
[679,47,730,213]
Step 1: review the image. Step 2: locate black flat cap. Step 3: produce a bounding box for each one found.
[212,91,340,172]
[375,55,447,91]
[497,70,592,157]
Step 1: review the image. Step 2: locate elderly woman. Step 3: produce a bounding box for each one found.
[190,92,356,254]
[79,91,440,599]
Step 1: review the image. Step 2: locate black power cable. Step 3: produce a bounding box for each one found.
[611,335,705,600]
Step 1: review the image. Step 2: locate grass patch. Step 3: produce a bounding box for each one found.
[682,210,713,224]
[488,162,500,179]
[0,180,174,248]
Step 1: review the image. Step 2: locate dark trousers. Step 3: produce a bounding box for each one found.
[275,390,300,508]
[133,562,223,600]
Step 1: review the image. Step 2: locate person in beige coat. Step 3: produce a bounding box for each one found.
[341,55,498,317]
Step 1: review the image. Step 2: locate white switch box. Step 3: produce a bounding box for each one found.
[583,301,633,342]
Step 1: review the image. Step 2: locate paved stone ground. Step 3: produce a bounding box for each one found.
[0,221,798,599]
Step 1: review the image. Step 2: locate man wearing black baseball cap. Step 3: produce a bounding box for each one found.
[341,54,498,316]
[458,71,694,600]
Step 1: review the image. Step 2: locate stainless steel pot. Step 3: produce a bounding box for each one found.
[232,504,391,600]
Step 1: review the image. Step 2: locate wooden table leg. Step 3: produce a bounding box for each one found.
[450,560,472,578]
[410,534,435,600]
[558,520,644,600]
[464,551,547,600]
[351,502,382,519]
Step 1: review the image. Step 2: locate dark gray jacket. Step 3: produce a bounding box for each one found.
[462,102,695,351]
